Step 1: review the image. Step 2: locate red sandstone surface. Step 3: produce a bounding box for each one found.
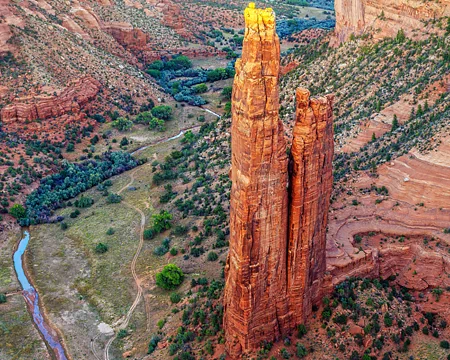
[1,76,100,140]
[224,4,334,357]
[327,135,450,291]
[287,88,334,324]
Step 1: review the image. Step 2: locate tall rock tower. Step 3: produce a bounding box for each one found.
[223,3,291,357]
[287,88,334,326]
[224,3,334,358]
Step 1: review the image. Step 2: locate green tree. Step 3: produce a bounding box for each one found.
[149,117,166,132]
[192,83,208,94]
[135,111,153,124]
[181,130,195,144]
[112,117,133,131]
[151,105,173,120]
[221,86,233,100]
[9,204,26,219]
[396,29,406,43]
[391,114,399,131]
[0,293,6,304]
[156,264,184,290]
[207,251,218,261]
[152,210,173,233]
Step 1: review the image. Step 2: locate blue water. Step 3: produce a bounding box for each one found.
[13,231,32,290]
[14,231,68,360]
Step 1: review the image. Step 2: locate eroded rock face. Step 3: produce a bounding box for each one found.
[223,4,290,357]
[103,23,149,48]
[224,3,334,357]
[334,0,450,43]
[287,88,334,325]
[0,76,100,124]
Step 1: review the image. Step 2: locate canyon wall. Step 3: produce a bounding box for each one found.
[0,76,100,124]
[224,3,334,358]
[334,0,450,43]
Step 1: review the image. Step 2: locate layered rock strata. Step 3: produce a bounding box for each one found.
[223,4,291,357]
[334,0,450,44]
[287,89,334,325]
[224,3,334,357]
[0,76,100,124]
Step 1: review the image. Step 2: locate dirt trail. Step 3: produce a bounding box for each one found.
[89,169,147,360]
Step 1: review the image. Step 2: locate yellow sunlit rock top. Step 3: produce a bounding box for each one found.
[244,2,275,30]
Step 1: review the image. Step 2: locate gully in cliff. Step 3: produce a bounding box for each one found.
[223,3,334,357]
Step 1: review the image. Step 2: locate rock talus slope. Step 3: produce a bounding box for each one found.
[224,3,334,357]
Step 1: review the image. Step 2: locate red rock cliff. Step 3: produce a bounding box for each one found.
[0,76,100,124]
[224,3,334,358]
[287,88,334,325]
[334,0,450,44]
[223,3,291,357]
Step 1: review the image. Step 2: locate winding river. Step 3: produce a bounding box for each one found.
[13,231,68,360]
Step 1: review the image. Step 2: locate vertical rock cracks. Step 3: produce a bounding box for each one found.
[223,3,334,357]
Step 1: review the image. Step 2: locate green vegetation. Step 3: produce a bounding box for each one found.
[95,243,108,254]
[9,204,26,219]
[112,117,133,131]
[0,293,6,303]
[156,264,184,290]
[22,152,141,225]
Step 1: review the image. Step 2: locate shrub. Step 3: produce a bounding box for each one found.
[297,324,307,338]
[0,293,6,304]
[60,222,68,230]
[154,238,171,256]
[170,292,181,303]
[112,117,133,131]
[193,83,208,94]
[117,329,128,339]
[170,248,178,256]
[9,204,26,219]
[157,318,166,329]
[106,193,122,204]
[440,340,450,349]
[106,228,115,235]
[151,105,172,120]
[148,117,166,132]
[75,196,94,208]
[383,313,393,327]
[144,228,156,240]
[207,251,219,261]
[148,335,161,354]
[296,343,307,358]
[156,264,184,290]
[95,243,108,254]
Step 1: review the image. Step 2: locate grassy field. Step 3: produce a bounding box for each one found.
[0,230,49,360]
[23,114,224,358]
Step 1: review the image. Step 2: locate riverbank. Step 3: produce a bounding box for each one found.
[0,227,49,359]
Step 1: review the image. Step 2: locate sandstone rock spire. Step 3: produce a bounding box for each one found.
[224,3,334,358]
[287,88,334,325]
[223,2,290,357]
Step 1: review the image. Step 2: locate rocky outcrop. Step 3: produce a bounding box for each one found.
[224,4,334,358]
[103,23,149,48]
[287,88,334,325]
[334,0,450,43]
[223,4,291,357]
[0,76,100,124]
